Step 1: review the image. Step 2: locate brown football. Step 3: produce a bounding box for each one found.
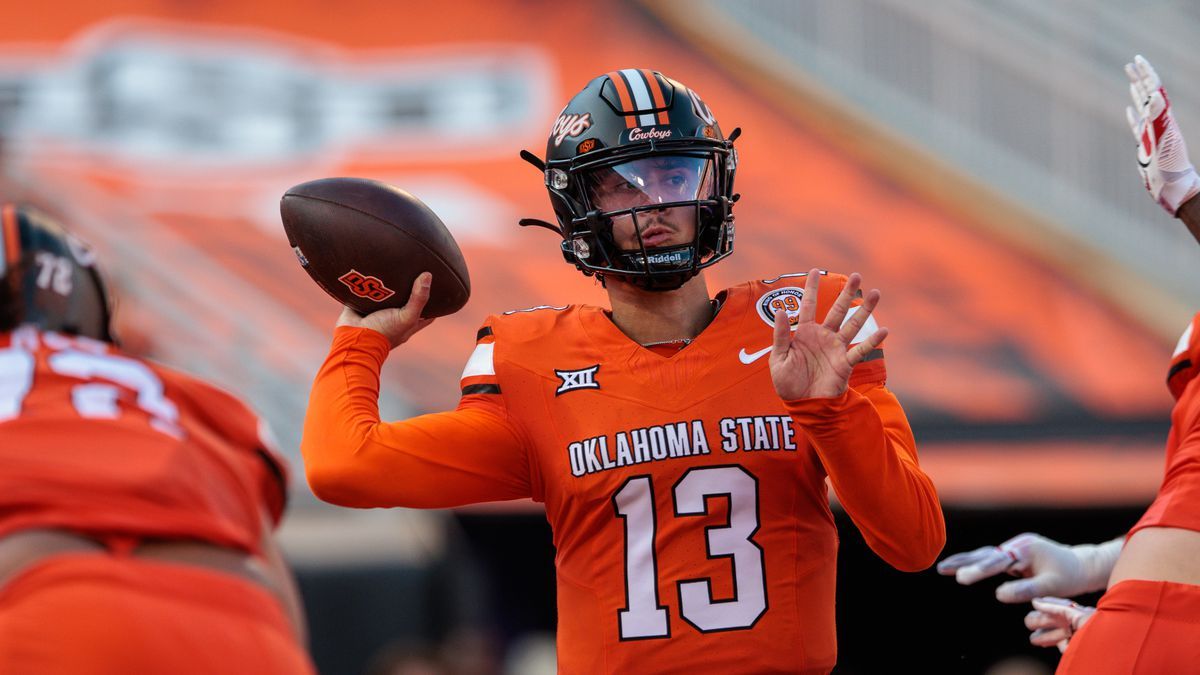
[280,177,470,318]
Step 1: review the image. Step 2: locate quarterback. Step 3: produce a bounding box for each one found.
[304,70,945,673]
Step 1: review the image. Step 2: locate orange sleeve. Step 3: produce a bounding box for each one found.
[784,383,945,572]
[301,326,532,509]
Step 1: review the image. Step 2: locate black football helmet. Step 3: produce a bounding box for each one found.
[0,203,114,341]
[521,69,739,291]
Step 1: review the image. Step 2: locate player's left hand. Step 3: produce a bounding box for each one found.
[770,269,887,400]
[1025,597,1096,653]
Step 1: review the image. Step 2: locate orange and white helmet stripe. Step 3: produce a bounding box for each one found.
[606,69,671,128]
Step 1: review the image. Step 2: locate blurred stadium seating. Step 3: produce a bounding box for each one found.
[0,1,1193,672]
[649,0,1200,324]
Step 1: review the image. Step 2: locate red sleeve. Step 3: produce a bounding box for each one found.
[301,326,532,509]
[784,383,945,572]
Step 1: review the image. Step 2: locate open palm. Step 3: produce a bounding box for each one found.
[769,269,887,400]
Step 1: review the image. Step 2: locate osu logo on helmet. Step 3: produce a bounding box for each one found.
[338,270,395,302]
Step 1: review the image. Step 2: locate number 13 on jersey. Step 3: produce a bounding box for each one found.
[612,465,767,640]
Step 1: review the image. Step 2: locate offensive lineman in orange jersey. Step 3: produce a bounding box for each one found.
[938,57,1200,672]
[303,70,945,673]
[0,205,315,675]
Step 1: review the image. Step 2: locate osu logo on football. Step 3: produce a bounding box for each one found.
[338,269,395,302]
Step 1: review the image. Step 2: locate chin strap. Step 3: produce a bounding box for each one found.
[518,150,561,235]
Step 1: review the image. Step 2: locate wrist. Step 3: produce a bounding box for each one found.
[332,324,393,364]
[1179,193,1200,245]
[781,386,855,410]
[1164,169,1200,215]
[1070,538,1124,592]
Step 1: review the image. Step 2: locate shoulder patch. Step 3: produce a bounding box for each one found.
[756,286,805,328]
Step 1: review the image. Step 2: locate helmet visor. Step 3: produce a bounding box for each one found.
[584,155,716,214]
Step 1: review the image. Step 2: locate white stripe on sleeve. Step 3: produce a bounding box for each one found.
[841,306,880,346]
[461,343,496,379]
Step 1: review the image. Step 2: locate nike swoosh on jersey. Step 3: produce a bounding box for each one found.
[738,346,772,365]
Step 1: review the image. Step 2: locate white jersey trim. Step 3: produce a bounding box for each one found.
[841,306,879,345]
[1174,321,1194,358]
[461,343,496,379]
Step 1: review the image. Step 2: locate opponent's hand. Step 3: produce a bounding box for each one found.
[936,533,1114,603]
[1125,54,1200,215]
[1026,597,1096,653]
[770,269,887,400]
[336,272,435,349]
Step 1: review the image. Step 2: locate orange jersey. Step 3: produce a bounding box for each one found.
[303,272,945,673]
[0,327,287,554]
[0,555,316,675]
[1133,311,1200,535]
[1055,579,1200,674]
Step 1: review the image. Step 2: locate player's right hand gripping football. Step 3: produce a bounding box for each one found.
[336,272,435,349]
[770,269,887,400]
[936,533,1116,603]
[1125,54,1200,215]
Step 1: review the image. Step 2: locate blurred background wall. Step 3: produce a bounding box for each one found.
[1,1,1195,673]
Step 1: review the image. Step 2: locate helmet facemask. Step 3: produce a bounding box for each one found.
[563,152,731,291]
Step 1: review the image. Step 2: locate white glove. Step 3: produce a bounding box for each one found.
[1026,597,1096,653]
[1125,54,1200,215]
[936,533,1122,603]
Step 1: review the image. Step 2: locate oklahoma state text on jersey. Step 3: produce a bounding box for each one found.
[0,327,288,554]
[303,272,945,674]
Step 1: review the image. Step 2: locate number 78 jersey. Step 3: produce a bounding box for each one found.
[452,274,944,673]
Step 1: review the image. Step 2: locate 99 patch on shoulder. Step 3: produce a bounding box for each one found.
[757,287,804,328]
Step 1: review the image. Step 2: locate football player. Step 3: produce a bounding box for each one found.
[0,204,315,674]
[937,56,1200,671]
[303,69,946,673]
